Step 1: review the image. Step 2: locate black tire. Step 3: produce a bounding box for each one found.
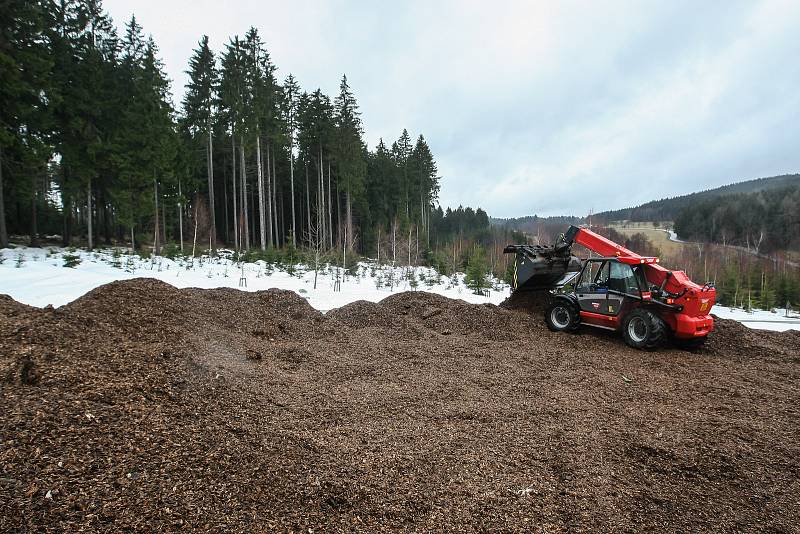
[622,308,666,350]
[545,300,580,333]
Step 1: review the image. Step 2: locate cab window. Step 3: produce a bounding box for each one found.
[577,261,608,291]
[595,262,610,286]
[608,262,640,294]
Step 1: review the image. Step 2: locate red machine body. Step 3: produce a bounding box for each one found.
[571,227,715,339]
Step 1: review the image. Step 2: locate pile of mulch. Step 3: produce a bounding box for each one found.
[2,279,799,532]
[327,299,403,329]
[499,289,553,315]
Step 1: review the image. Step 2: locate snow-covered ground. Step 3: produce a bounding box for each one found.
[0,246,510,311]
[666,230,687,243]
[1,246,797,332]
[709,306,800,333]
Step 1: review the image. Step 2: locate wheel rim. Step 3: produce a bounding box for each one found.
[551,306,571,328]
[628,316,648,343]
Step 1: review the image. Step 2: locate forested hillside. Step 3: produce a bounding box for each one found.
[674,185,800,253]
[594,174,800,223]
[1,0,515,273]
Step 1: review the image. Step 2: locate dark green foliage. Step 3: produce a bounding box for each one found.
[465,245,490,294]
[504,260,516,286]
[0,1,490,272]
[62,252,81,268]
[431,206,490,241]
[0,0,53,246]
[182,36,217,138]
[595,174,800,223]
[713,259,799,311]
[674,185,800,253]
[160,243,182,259]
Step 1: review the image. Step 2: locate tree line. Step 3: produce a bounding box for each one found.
[674,185,800,253]
[1,0,465,263]
[593,174,800,224]
[591,225,800,311]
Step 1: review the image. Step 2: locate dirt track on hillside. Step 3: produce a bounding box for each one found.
[1,279,799,532]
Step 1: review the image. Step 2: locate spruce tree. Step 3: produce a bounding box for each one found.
[333,75,366,253]
[218,36,247,249]
[182,35,218,248]
[0,0,52,247]
[282,74,300,247]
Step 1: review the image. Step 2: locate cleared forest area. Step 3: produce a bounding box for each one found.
[606,222,687,257]
[2,280,798,532]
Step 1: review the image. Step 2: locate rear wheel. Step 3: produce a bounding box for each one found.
[545,300,580,332]
[622,308,666,350]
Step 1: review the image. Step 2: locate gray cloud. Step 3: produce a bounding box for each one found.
[103,0,800,217]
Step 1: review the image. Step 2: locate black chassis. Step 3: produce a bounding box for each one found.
[551,257,681,329]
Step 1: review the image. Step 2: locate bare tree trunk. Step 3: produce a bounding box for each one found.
[346,190,353,253]
[415,224,419,264]
[272,146,278,246]
[341,233,346,288]
[408,226,412,266]
[87,179,93,250]
[307,219,322,289]
[335,181,341,249]
[278,184,284,245]
[178,179,184,253]
[0,146,7,248]
[131,226,135,253]
[231,135,239,250]
[30,173,38,247]
[392,218,397,263]
[249,177,255,247]
[427,203,430,243]
[162,194,167,248]
[318,147,324,249]
[223,164,229,245]
[62,167,72,246]
[327,161,333,250]
[265,141,273,247]
[305,163,311,247]
[240,140,249,250]
[153,176,160,255]
[207,125,216,249]
[100,188,110,245]
[256,135,267,250]
[289,140,296,247]
[191,199,199,257]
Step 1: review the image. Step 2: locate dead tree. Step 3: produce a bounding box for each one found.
[305,219,325,290]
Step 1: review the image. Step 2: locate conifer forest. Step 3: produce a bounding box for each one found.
[1,0,510,271]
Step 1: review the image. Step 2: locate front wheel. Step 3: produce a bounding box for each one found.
[622,308,666,350]
[545,300,580,332]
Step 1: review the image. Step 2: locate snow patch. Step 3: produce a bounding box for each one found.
[2,246,797,332]
[710,305,800,332]
[0,246,509,311]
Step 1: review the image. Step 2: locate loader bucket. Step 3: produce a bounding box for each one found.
[504,244,582,291]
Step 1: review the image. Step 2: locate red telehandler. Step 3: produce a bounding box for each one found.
[505,225,716,349]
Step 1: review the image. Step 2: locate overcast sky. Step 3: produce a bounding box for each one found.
[103,0,800,218]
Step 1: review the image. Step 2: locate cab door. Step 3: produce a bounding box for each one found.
[605,262,636,316]
[576,261,614,314]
